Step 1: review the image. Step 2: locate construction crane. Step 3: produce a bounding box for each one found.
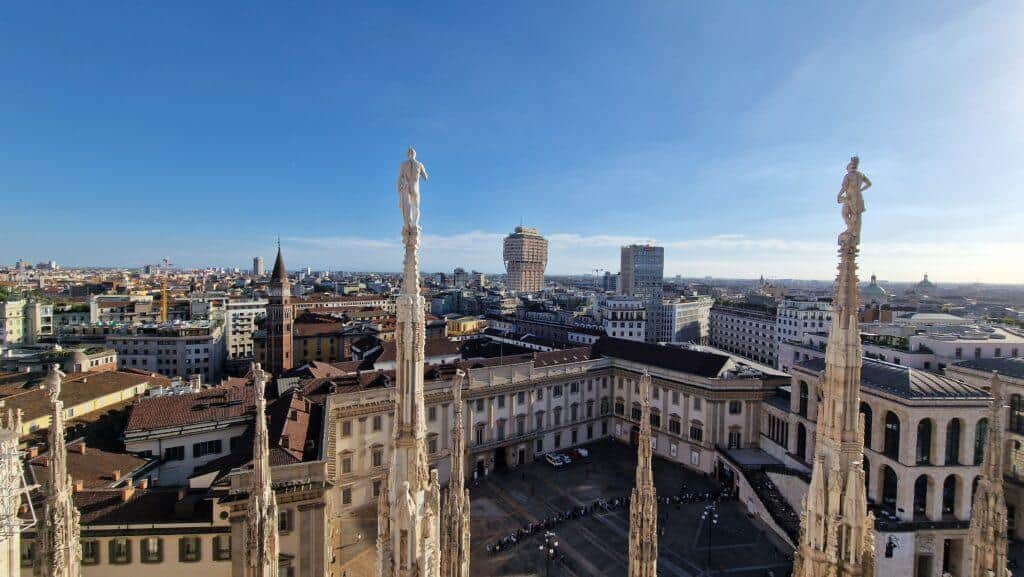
[160,257,172,323]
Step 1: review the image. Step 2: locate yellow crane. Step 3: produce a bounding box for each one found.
[160,257,172,323]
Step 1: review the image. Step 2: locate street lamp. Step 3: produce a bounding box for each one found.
[701,503,719,576]
[538,531,560,577]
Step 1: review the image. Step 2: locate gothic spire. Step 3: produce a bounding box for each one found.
[794,158,874,577]
[270,243,288,284]
[379,147,441,577]
[967,372,1010,577]
[441,370,470,577]
[37,364,82,577]
[244,364,279,577]
[628,370,658,577]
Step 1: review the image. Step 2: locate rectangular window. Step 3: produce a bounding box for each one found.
[341,420,352,436]
[164,445,185,461]
[476,399,484,411]
[729,401,742,415]
[141,537,163,563]
[428,437,438,454]
[693,397,702,411]
[373,415,383,431]
[279,510,293,532]
[82,540,100,565]
[192,439,222,458]
[554,433,561,448]
[372,448,383,467]
[20,542,33,568]
[535,438,543,453]
[372,480,381,497]
[517,391,526,404]
[690,426,703,442]
[553,385,563,398]
[536,389,543,401]
[428,406,437,421]
[213,536,231,561]
[342,487,352,505]
[342,456,353,474]
[570,382,579,394]
[110,538,131,564]
[179,537,201,562]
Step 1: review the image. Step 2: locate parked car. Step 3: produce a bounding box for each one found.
[567,448,590,461]
[544,453,566,468]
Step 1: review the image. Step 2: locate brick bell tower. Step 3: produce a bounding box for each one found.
[265,242,293,375]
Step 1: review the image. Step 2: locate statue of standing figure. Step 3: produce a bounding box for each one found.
[398,147,429,239]
[838,156,870,242]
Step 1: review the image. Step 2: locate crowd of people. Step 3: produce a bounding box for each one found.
[485,483,739,555]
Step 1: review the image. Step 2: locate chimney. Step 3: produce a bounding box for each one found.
[120,485,135,502]
[138,478,149,490]
[111,469,121,482]
[73,480,84,493]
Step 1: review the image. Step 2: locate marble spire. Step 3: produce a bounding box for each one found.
[440,370,470,577]
[967,373,1011,577]
[0,410,23,577]
[628,371,658,577]
[36,364,82,577]
[378,147,441,577]
[793,158,875,577]
[244,363,279,577]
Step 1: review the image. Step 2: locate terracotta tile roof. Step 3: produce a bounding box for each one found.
[376,337,460,363]
[29,439,153,490]
[74,488,213,525]
[125,384,255,433]
[0,369,168,423]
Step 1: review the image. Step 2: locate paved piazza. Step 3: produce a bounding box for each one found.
[469,439,793,577]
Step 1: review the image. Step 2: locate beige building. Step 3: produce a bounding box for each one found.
[502,226,548,293]
[763,358,990,576]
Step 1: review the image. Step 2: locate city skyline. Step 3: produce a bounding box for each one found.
[2,2,1021,282]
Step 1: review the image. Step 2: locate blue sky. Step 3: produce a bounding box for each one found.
[1,2,1021,282]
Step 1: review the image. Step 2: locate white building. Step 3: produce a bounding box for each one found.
[124,384,254,487]
[224,298,267,359]
[106,320,226,383]
[659,297,712,344]
[775,297,831,354]
[709,303,778,366]
[599,296,646,342]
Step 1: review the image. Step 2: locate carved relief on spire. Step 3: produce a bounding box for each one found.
[967,372,1010,577]
[441,370,471,577]
[37,364,82,577]
[628,371,658,577]
[244,363,279,577]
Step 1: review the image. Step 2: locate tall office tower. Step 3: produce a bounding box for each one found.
[619,244,664,298]
[253,256,265,276]
[503,226,548,293]
[265,246,293,376]
[620,245,664,342]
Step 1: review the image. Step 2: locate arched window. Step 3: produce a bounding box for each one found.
[974,418,989,466]
[945,418,962,465]
[880,465,898,510]
[799,381,809,417]
[916,419,933,465]
[913,475,931,519]
[863,456,871,497]
[884,412,901,460]
[614,398,625,416]
[797,423,808,461]
[942,475,960,518]
[860,402,873,449]
[1011,395,1024,434]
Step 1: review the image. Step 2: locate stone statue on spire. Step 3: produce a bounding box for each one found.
[244,363,279,577]
[793,159,874,577]
[838,156,870,245]
[398,147,429,240]
[37,364,82,577]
